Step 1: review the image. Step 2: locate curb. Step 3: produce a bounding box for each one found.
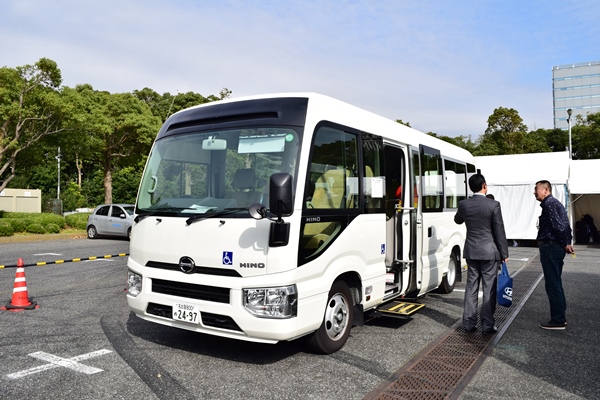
[0,232,87,244]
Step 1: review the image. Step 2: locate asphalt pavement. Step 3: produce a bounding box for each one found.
[457,243,600,400]
[1,235,598,399]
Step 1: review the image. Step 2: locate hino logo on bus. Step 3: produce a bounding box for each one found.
[306,217,321,222]
[179,256,196,274]
[239,263,265,268]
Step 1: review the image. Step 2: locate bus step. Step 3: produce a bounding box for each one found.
[377,301,425,318]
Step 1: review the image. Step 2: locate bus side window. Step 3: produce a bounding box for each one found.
[301,125,358,259]
[421,146,443,212]
[444,159,466,209]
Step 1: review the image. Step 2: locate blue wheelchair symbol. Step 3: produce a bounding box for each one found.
[222,251,233,265]
[381,244,386,254]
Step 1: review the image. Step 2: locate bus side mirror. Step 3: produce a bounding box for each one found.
[249,203,267,220]
[269,173,293,220]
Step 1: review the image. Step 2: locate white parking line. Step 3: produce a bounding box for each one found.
[6,349,112,380]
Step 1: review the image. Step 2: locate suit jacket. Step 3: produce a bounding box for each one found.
[454,194,509,261]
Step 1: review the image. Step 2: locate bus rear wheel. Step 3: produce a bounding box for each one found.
[307,280,354,354]
[437,252,458,294]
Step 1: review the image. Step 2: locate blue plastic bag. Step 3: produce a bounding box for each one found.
[497,262,513,307]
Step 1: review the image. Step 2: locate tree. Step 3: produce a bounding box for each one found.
[540,128,568,153]
[426,132,477,153]
[77,85,162,204]
[572,112,600,159]
[134,87,232,123]
[0,58,68,192]
[395,119,411,127]
[474,107,529,156]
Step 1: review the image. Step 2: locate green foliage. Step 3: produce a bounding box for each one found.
[3,59,229,204]
[427,132,478,154]
[65,213,90,230]
[134,87,231,122]
[39,213,66,228]
[0,58,67,192]
[4,218,28,232]
[45,223,61,234]
[26,223,46,234]
[62,182,87,211]
[111,166,142,204]
[8,57,600,208]
[0,221,14,236]
[542,128,568,153]
[81,169,106,207]
[4,212,65,229]
[478,107,528,154]
[572,113,600,160]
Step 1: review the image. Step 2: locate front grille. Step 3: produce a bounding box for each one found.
[201,312,242,332]
[152,278,230,303]
[146,303,242,332]
[147,302,172,318]
[146,261,241,277]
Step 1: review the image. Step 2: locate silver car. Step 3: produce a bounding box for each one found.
[86,204,135,239]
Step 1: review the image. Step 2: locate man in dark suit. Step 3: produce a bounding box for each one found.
[454,174,509,334]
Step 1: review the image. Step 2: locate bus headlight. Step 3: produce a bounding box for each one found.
[243,285,297,318]
[128,270,142,296]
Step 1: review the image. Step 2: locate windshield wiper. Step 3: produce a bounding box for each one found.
[185,208,247,225]
[134,207,193,223]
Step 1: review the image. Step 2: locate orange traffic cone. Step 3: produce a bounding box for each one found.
[2,258,39,311]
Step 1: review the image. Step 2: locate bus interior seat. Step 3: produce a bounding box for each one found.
[311,168,350,209]
[228,168,260,206]
[446,189,455,208]
[302,168,349,251]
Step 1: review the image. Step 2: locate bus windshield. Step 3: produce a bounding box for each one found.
[136,127,301,216]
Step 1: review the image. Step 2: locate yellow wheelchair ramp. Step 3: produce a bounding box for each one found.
[377,301,425,318]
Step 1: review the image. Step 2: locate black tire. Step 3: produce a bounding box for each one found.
[436,252,458,294]
[87,225,98,239]
[127,228,132,240]
[307,280,354,354]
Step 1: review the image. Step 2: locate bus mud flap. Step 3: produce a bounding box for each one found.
[376,301,425,318]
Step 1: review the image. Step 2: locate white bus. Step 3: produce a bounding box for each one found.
[127,93,476,353]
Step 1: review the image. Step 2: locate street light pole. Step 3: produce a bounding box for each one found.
[567,108,573,159]
[56,147,61,199]
[566,109,574,242]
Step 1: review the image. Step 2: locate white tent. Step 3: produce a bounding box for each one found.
[475,152,569,240]
[569,159,600,243]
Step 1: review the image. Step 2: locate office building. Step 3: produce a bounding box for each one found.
[552,61,600,130]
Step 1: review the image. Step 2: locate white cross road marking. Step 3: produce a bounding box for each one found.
[6,349,112,380]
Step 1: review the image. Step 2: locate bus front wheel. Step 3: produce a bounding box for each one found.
[307,280,354,354]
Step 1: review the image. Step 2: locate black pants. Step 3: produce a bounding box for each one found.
[463,259,497,330]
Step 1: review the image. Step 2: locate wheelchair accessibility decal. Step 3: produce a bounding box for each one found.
[222,251,233,266]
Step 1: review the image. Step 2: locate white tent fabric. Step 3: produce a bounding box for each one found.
[569,160,600,194]
[569,159,600,242]
[475,152,569,240]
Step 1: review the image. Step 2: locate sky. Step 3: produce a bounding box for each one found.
[1,0,600,139]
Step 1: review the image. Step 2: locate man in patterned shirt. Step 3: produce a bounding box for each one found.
[534,180,575,330]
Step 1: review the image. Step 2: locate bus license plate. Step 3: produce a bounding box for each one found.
[172,303,200,324]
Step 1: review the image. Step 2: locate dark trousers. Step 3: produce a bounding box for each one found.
[463,259,497,331]
[539,241,567,324]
